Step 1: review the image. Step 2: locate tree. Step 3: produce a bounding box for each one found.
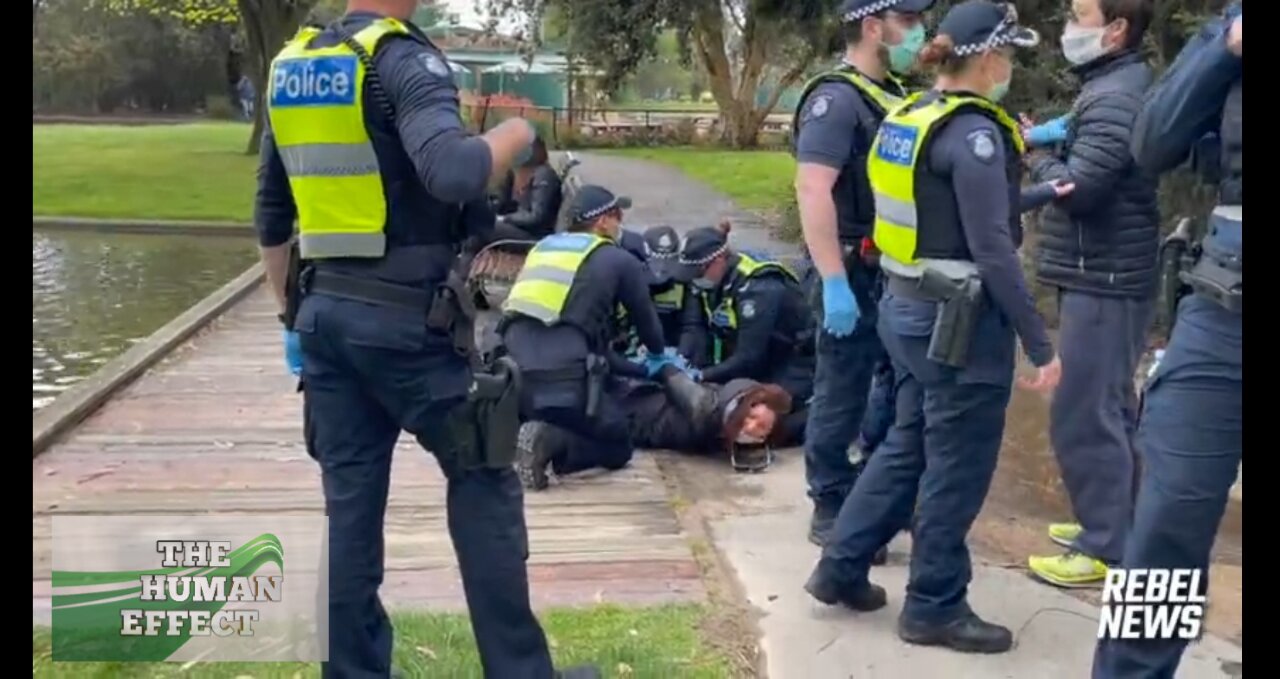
[487,0,839,148]
[96,0,315,153]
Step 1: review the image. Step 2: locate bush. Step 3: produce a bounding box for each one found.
[204,95,239,120]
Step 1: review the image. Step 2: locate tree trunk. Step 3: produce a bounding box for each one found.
[236,0,313,155]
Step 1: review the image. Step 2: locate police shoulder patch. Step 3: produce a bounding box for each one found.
[966,129,998,163]
[417,52,451,78]
[804,94,831,122]
[740,299,757,320]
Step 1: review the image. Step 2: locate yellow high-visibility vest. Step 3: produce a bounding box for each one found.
[796,68,907,118]
[266,18,409,259]
[503,233,612,324]
[868,91,1024,265]
[701,253,799,332]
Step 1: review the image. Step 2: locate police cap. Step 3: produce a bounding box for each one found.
[839,0,937,23]
[642,225,685,284]
[936,1,1040,55]
[677,226,730,279]
[569,184,632,227]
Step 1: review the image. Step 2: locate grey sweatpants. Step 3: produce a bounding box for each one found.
[1049,290,1155,564]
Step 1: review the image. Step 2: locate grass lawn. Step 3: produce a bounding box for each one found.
[604,147,795,215]
[33,604,730,678]
[33,123,257,222]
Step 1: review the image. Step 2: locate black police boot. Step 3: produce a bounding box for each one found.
[516,421,561,491]
[556,665,604,679]
[897,612,1014,654]
[808,501,841,546]
[661,368,719,424]
[803,566,887,612]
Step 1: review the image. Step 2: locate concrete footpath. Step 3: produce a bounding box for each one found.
[708,452,1242,679]
[572,152,1243,678]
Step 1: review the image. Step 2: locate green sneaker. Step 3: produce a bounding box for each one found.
[1047,522,1082,549]
[1028,551,1108,588]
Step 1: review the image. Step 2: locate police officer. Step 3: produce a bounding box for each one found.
[1093,5,1242,677]
[792,0,936,547]
[676,226,816,441]
[804,2,1061,653]
[502,185,678,491]
[257,3,599,677]
[612,225,691,352]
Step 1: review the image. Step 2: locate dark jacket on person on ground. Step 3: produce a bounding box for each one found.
[1029,50,1160,299]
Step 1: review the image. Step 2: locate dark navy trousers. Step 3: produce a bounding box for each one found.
[1050,291,1155,563]
[297,293,555,679]
[1093,294,1242,678]
[522,376,635,475]
[815,291,1014,624]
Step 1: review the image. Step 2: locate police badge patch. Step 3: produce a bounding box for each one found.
[741,300,757,319]
[805,94,831,121]
[966,129,997,163]
[418,53,451,78]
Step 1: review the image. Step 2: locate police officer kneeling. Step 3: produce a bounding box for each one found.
[804,1,1061,654]
[502,185,678,491]
[676,225,816,443]
[258,3,600,677]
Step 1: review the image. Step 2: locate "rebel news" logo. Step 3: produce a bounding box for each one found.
[1097,568,1206,640]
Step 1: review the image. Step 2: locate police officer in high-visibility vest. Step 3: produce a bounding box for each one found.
[792,0,937,550]
[612,225,692,353]
[502,185,679,491]
[256,3,601,677]
[675,226,816,442]
[804,2,1062,654]
[1093,5,1242,677]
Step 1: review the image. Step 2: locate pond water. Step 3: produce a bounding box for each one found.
[32,229,257,411]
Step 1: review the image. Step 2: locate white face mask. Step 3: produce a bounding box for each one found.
[1061,23,1110,65]
[735,433,765,445]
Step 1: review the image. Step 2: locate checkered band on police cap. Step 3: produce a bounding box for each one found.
[842,0,899,22]
[575,198,620,223]
[946,1,1040,56]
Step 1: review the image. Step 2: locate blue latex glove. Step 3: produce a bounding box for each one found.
[821,275,860,338]
[644,353,680,378]
[283,329,302,376]
[1025,114,1071,148]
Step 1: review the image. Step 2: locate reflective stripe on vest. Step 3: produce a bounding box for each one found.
[701,253,799,331]
[869,91,1024,265]
[653,283,685,311]
[266,19,409,259]
[503,233,612,324]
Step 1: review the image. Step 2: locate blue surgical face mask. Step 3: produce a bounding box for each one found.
[693,277,716,291]
[886,23,927,74]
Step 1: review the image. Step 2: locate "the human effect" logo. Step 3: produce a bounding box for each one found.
[1097,568,1206,641]
[50,515,326,662]
[121,540,282,638]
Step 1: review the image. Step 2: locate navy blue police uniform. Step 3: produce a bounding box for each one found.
[676,227,816,442]
[255,11,597,679]
[501,186,669,489]
[805,2,1054,653]
[795,0,937,546]
[1092,4,1243,677]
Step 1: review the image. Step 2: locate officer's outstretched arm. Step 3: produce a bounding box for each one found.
[378,41,532,202]
[677,299,708,365]
[701,286,781,384]
[1131,14,1240,175]
[254,122,297,313]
